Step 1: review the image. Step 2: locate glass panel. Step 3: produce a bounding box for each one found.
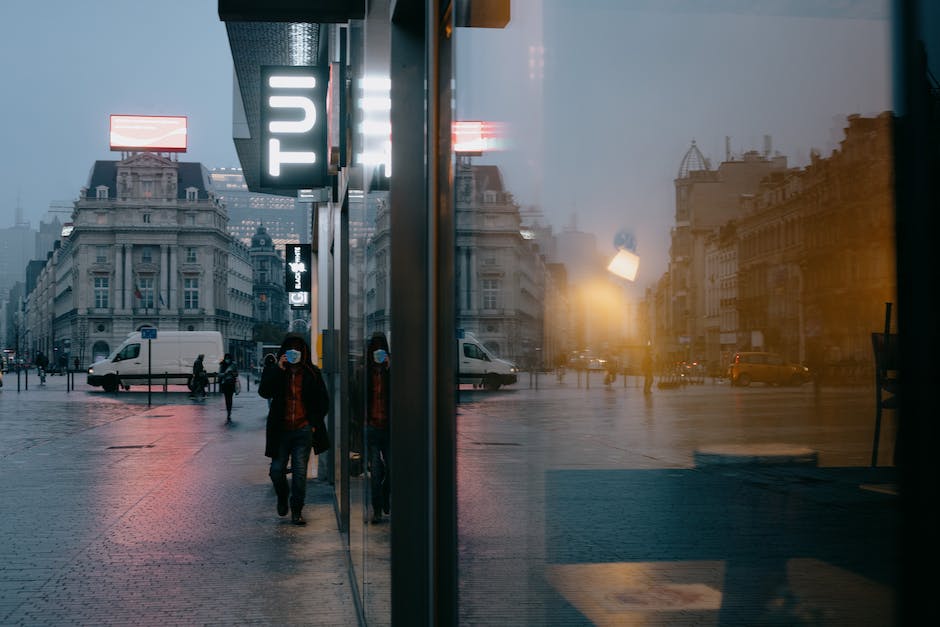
[347,3,392,624]
[455,1,897,625]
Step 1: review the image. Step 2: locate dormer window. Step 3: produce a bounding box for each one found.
[186,187,198,201]
[143,213,152,224]
[96,185,109,199]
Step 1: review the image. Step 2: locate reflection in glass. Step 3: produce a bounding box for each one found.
[454,1,897,624]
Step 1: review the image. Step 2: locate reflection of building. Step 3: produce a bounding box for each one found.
[24,153,253,367]
[650,114,895,380]
[666,139,788,363]
[737,113,895,378]
[209,167,308,247]
[455,161,545,365]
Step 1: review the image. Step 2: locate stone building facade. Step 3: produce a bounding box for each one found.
[24,153,253,367]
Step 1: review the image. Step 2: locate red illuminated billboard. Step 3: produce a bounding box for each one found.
[109,115,188,152]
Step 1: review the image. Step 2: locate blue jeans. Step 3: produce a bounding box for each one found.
[269,425,312,511]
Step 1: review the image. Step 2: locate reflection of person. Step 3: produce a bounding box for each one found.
[219,353,238,423]
[35,352,48,376]
[259,334,330,526]
[190,354,208,398]
[366,332,391,523]
[642,347,654,394]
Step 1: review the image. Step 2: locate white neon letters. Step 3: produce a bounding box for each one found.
[260,66,328,189]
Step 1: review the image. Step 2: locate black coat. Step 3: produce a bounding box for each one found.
[258,363,330,458]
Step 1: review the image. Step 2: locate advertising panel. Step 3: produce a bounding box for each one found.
[109,115,188,152]
[285,243,312,309]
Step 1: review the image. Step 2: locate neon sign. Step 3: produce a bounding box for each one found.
[261,66,329,189]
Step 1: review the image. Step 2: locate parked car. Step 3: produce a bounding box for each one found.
[728,351,811,387]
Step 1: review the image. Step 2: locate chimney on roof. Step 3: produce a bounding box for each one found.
[763,135,772,157]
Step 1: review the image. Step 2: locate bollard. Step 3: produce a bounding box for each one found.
[245,371,250,393]
[586,369,590,389]
[17,367,21,392]
[25,367,28,391]
[164,372,168,393]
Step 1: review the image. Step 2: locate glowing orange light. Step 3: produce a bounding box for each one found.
[607,249,640,281]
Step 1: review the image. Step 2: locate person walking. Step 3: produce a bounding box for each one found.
[258,334,330,526]
[219,353,239,423]
[365,332,391,523]
[190,354,208,399]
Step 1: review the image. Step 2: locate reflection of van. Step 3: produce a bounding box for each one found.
[458,332,518,390]
[87,331,224,392]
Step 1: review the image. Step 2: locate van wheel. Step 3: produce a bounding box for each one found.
[103,375,119,393]
[483,375,501,391]
[736,373,751,387]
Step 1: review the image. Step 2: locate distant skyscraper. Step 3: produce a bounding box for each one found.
[209,168,308,247]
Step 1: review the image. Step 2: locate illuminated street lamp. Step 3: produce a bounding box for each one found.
[607,230,640,281]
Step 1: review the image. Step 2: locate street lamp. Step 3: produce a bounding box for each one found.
[607,230,640,282]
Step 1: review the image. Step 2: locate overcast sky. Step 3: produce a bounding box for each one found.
[1,1,894,290]
[0,0,237,227]
[457,0,893,289]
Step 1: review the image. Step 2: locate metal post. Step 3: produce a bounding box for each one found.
[147,338,152,406]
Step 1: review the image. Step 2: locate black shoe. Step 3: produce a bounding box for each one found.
[371,509,383,524]
[291,510,306,525]
[277,493,289,517]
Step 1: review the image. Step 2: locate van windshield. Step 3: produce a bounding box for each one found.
[113,344,140,362]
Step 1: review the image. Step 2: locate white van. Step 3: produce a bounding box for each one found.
[458,332,518,390]
[87,331,224,392]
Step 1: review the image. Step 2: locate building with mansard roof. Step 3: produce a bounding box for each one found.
[23,152,253,368]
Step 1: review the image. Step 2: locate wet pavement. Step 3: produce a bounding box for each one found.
[455,375,899,626]
[0,373,358,626]
[0,371,901,626]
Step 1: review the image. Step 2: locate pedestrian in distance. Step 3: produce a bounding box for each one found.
[258,334,330,526]
[366,332,391,524]
[642,346,654,395]
[35,351,49,382]
[219,353,239,423]
[190,354,208,399]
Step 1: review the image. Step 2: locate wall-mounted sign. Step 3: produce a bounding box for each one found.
[110,115,188,152]
[285,243,312,309]
[261,66,329,190]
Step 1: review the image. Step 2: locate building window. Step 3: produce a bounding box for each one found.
[96,212,107,225]
[95,246,107,263]
[141,247,152,263]
[142,180,153,198]
[96,186,108,199]
[138,277,155,309]
[186,188,198,201]
[94,277,109,308]
[183,278,199,309]
[143,213,151,224]
[186,247,197,263]
[482,278,500,309]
